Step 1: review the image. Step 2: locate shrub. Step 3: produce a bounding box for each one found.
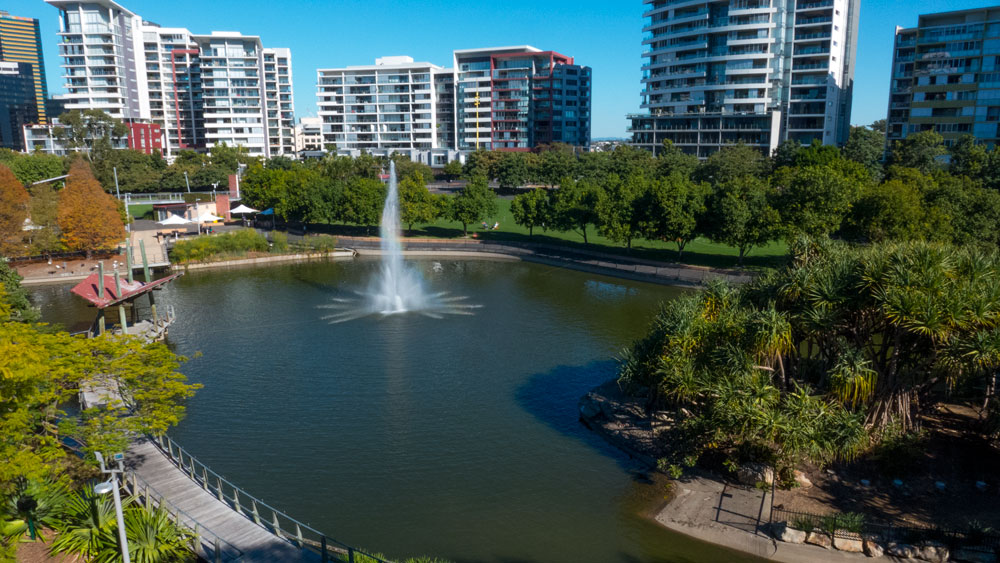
[305,234,338,253]
[169,229,268,263]
[270,231,289,253]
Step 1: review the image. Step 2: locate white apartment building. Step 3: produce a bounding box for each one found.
[294,116,322,153]
[44,0,294,159]
[630,0,859,157]
[317,47,592,164]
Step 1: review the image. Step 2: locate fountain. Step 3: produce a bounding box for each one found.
[321,161,478,322]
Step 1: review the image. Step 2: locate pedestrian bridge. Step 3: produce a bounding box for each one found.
[123,435,393,562]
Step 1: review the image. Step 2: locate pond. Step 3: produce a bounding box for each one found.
[31,258,763,563]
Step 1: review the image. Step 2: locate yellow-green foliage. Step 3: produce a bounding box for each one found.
[169,229,268,263]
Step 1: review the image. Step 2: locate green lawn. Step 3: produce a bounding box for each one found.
[128,203,155,220]
[399,199,788,270]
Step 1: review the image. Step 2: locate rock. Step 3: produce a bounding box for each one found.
[918,541,949,563]
[579,398,602,420]
[887,542,921,559]
[806,532,833,549]
[793,469,812,489]
[952,547,998,563]
[737,462,774,486]
[832,536,864,553]
[772,522,806,544]
[863,539,884,558]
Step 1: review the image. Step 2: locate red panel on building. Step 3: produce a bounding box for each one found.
[127,122,163,155]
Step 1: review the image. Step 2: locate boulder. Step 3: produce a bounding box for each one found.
[793,469,812,489]
[806,532,833,549]
[952,548,998,563]
[737,462,774,486]
[772,522,806,544]
[917,541,949,563]
[887,542,921,559]
[832,536,864,553]
[863,539,884,558]
[579,397,602,420]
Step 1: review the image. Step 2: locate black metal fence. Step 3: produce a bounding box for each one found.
[772,507,1000,553]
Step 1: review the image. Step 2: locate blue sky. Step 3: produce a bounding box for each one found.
[6,0,1000,138]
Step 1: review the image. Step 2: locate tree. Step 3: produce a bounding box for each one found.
[596,174,646,250]
[209,143,250,173]
[695,143,769,185]
[887,129,946,174]
[191,165,229,190]
[772,164,863,239]
[0,151,64,186]
[398,172,439,231]
[510,188,549,236]
[843,125,886,179]
[442,160,463,182]
[609,145,656,179]
[0,260,39,323]
[27,182,61,255]
[640,174,710,258]
[949,134,988,180]
[549,177,601,243]
[57,161,125,253]
[655,140,698,179]
[462,150,502,181]
[844,178,929,243]
[496,153,529,190]
[704,175,782,266]
[0,164,29,256]
[450,176,497,236]
[338,177,384,233]
[52,110,127,154]
[92,149,162,193]
[771,139,802,170]
[536,147,575,186]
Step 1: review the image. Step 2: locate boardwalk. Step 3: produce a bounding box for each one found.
[129,229,170,269]
[126,438,319,562]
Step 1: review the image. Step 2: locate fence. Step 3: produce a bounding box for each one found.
[153,434,396,563]
[771,507,1000,553]
[120,469,245,562]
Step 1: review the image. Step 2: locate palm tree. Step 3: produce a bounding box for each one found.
[49,484,119,560]
[1,479,70,542]
[120,504,195,563]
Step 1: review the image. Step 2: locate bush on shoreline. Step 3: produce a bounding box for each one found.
[170,229,269,263]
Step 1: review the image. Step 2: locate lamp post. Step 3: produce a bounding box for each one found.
[95,452,131,563]
[184,171,191,193]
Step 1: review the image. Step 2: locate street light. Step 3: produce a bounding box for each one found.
[95,452,131,563]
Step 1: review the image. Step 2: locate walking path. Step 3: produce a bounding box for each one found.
[125,438,317,562]
[339,236,754,286]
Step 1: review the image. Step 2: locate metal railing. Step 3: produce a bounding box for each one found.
[772,507,1000,553]
[120,469,245,562]
[153,434,395,563]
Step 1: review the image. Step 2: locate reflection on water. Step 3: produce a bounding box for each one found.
[30,259,763,563]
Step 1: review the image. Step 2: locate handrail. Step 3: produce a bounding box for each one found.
[120,469,245,562]
[153,434,395,563]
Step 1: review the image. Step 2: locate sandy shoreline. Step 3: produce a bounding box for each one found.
[579,380,877,562]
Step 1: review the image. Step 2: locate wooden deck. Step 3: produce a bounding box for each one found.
[126,438,320,562]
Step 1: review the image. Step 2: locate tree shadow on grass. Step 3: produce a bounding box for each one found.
[514,360,652,474]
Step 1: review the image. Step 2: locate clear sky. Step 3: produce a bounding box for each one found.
[6,0,1000,138]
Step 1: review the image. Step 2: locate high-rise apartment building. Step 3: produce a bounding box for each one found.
[629,0,859,157]
[0,11,49,125]
[0,61,38,150]
[886,8,1000,148]
[317,46,591,164]
[44,0,294,159]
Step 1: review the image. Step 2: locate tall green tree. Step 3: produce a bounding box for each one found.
[398,172,439,232]
[339,177,385,233]
[772,164,863,240]
[948,134,989,180]
[449,176,497,236]
[639,174,709,258]
[496,153,530,190]
[843,125,886,179]
[510,188,549,236]
[887,129,946,174]
[549,177,601,244]
[704,175,781,266]
[596,174,646,250]
[536,146,576,186]
[695,143,769,185]
[52,110,128,154]
[27,182,61,255]
[655,140,698,179]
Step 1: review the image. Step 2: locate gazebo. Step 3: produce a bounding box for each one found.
[70,250,182,340]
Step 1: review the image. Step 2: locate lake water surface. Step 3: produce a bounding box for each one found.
[32,258,765,563]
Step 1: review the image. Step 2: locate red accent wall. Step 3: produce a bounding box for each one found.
[228,174,239,199]
[215,194,231,221]
[127,122,163,154]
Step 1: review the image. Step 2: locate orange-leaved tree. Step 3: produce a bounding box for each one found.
[57,160,125,254]
[0,163,30,256]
